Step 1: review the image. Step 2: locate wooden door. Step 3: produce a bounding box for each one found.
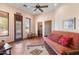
[38,22,43,37]
[44,20,52,37]
[14,14,23,41]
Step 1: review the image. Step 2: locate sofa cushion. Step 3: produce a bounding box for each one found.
[47,33,55,40]
[44,37,72,55]
[51,34,62,42]
[58,36,73,47]
[48,33,62,42]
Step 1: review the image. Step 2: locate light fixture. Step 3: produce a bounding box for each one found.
[54,3,57,6]
[33,11,35,14]
[27,5,31,8]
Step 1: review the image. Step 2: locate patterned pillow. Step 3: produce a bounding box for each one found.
[59,36,73,47]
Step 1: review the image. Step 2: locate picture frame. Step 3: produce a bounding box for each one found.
[63,17,76,30]
[0,10,9,37]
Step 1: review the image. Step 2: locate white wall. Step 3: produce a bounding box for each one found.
[35,4,79,37]
[55,4,79,33]
[35,11,55,37]
[0,4,34,42]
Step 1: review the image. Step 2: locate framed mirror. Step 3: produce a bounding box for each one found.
[0,11,9,36]
[63,17,76,30]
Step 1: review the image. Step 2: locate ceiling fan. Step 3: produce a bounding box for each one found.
[23,4,48,12]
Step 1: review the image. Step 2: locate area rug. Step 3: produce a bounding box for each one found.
[24,44,49,55]
[30,49,42,55]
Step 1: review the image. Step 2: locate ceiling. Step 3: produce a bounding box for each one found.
[7,3,63,15]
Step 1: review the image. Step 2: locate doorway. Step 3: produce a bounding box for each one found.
[14,14,23,41]
[38,22,43,37]
[44,20,52,37]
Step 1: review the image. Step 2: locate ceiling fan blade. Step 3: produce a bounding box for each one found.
[39,8,43,12]
[33,8,37,11]
[40,5,48,8]
[23,4,35,8]
[23,4,27,7]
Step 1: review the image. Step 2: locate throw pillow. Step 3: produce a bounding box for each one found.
[58,36,73,47]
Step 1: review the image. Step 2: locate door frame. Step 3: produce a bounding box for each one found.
[37,22,43,37]
[14,14,23,41]
[44,20,52,37]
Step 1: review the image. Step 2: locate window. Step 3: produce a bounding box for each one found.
[0,11,9,36]
[24,18,31,33]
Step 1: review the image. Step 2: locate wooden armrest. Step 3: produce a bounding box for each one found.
[64,50,79,55]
